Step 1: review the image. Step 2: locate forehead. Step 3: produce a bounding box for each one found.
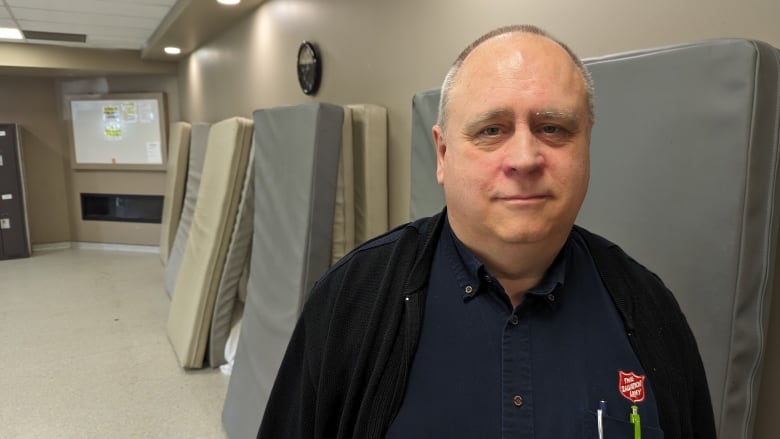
[450,33,587,117]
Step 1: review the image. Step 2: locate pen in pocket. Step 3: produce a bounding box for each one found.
[630,405,641,439]
[597,400,606,439]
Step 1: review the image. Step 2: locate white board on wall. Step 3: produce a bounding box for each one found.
[68,93,167,171]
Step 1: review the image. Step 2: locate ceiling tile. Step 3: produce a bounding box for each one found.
[0,0,265,63]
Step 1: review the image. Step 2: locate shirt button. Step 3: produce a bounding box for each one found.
[509,315,519,326]
[512,395,524,407]
[464,285,474,295]
[547,293,556,302]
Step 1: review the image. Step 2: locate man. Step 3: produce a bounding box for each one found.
[258,25,716,438]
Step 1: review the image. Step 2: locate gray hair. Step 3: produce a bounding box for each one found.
[436,24,595,133]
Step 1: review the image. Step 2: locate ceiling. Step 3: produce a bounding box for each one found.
[0,0,265,61]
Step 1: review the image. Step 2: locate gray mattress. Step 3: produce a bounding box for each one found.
[408,38,780,438]
[577,39,780,438]
[409,88,444,221]
[222,103,344,439]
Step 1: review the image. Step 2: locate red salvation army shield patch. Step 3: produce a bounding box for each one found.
[618,370,646,403]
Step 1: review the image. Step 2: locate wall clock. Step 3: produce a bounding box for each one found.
[297,41,321,95]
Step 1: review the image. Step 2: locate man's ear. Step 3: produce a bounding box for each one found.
[433,125,446,186]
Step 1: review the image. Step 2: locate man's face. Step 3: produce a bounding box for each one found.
[434,33,591,250]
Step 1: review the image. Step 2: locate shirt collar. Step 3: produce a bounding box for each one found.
[442,216,571,307]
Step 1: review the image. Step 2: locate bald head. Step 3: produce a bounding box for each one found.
[436,25,594,134]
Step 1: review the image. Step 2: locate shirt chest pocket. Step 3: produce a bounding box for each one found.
[583,410,664,439]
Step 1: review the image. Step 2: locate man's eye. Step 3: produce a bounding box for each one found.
[481,127,501,136]
[541,125,560,134]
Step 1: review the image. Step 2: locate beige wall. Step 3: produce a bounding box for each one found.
[0,75,71,244]
[178,0,780,228]
[0,74,179,246]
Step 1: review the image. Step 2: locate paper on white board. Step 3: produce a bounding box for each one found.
[138,101,155,123]
[122,102,138,123]
[146,141,162,164]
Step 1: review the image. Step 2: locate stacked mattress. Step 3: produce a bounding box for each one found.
[222,103,345,439]
[167,117,254,368]
[157,103,388,436]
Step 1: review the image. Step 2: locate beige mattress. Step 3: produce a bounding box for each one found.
[208,142,255,367]
[166,116,254,369]
[159,122,191,265]
[331,104,389,262]
[165,123,211,298]
[347,104,388,244]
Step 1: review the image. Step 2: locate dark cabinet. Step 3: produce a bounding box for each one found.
[0,124,30,259]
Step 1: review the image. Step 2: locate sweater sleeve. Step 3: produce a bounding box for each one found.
[678,306,717,439]
[632,262,717,439]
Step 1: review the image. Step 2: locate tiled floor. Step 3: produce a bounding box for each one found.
[0,248,229,438]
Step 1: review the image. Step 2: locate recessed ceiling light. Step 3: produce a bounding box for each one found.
[0,27,23,40]
[164,46,181,55]
[217,0,240,5]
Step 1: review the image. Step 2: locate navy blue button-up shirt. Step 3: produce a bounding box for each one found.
[385,219,663,438]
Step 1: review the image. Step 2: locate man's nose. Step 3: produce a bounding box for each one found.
[501,129,544,175]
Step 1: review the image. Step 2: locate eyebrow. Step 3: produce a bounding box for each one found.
[533,110,582,124]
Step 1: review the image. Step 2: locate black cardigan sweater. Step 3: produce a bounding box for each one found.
[258,211,716,439]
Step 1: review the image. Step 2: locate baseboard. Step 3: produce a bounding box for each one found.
[31,242,72,252]
[32,241,160,254]
[73,242,160,254]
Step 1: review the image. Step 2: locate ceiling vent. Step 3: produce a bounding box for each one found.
[22,30,86,43]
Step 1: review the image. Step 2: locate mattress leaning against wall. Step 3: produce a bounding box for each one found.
[159,121,191,265]
[165,123,211,298]
[212,105,389,370]
[331,107,355,263]
[222,103,344,439]
[409,88,444,221]
[208,141,256,368]
[331,104,390,262]
[347,104,388,244]
[167,117,254,368]
[575,39,780,439]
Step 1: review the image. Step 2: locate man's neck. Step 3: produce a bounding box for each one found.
[458,233,567,308]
